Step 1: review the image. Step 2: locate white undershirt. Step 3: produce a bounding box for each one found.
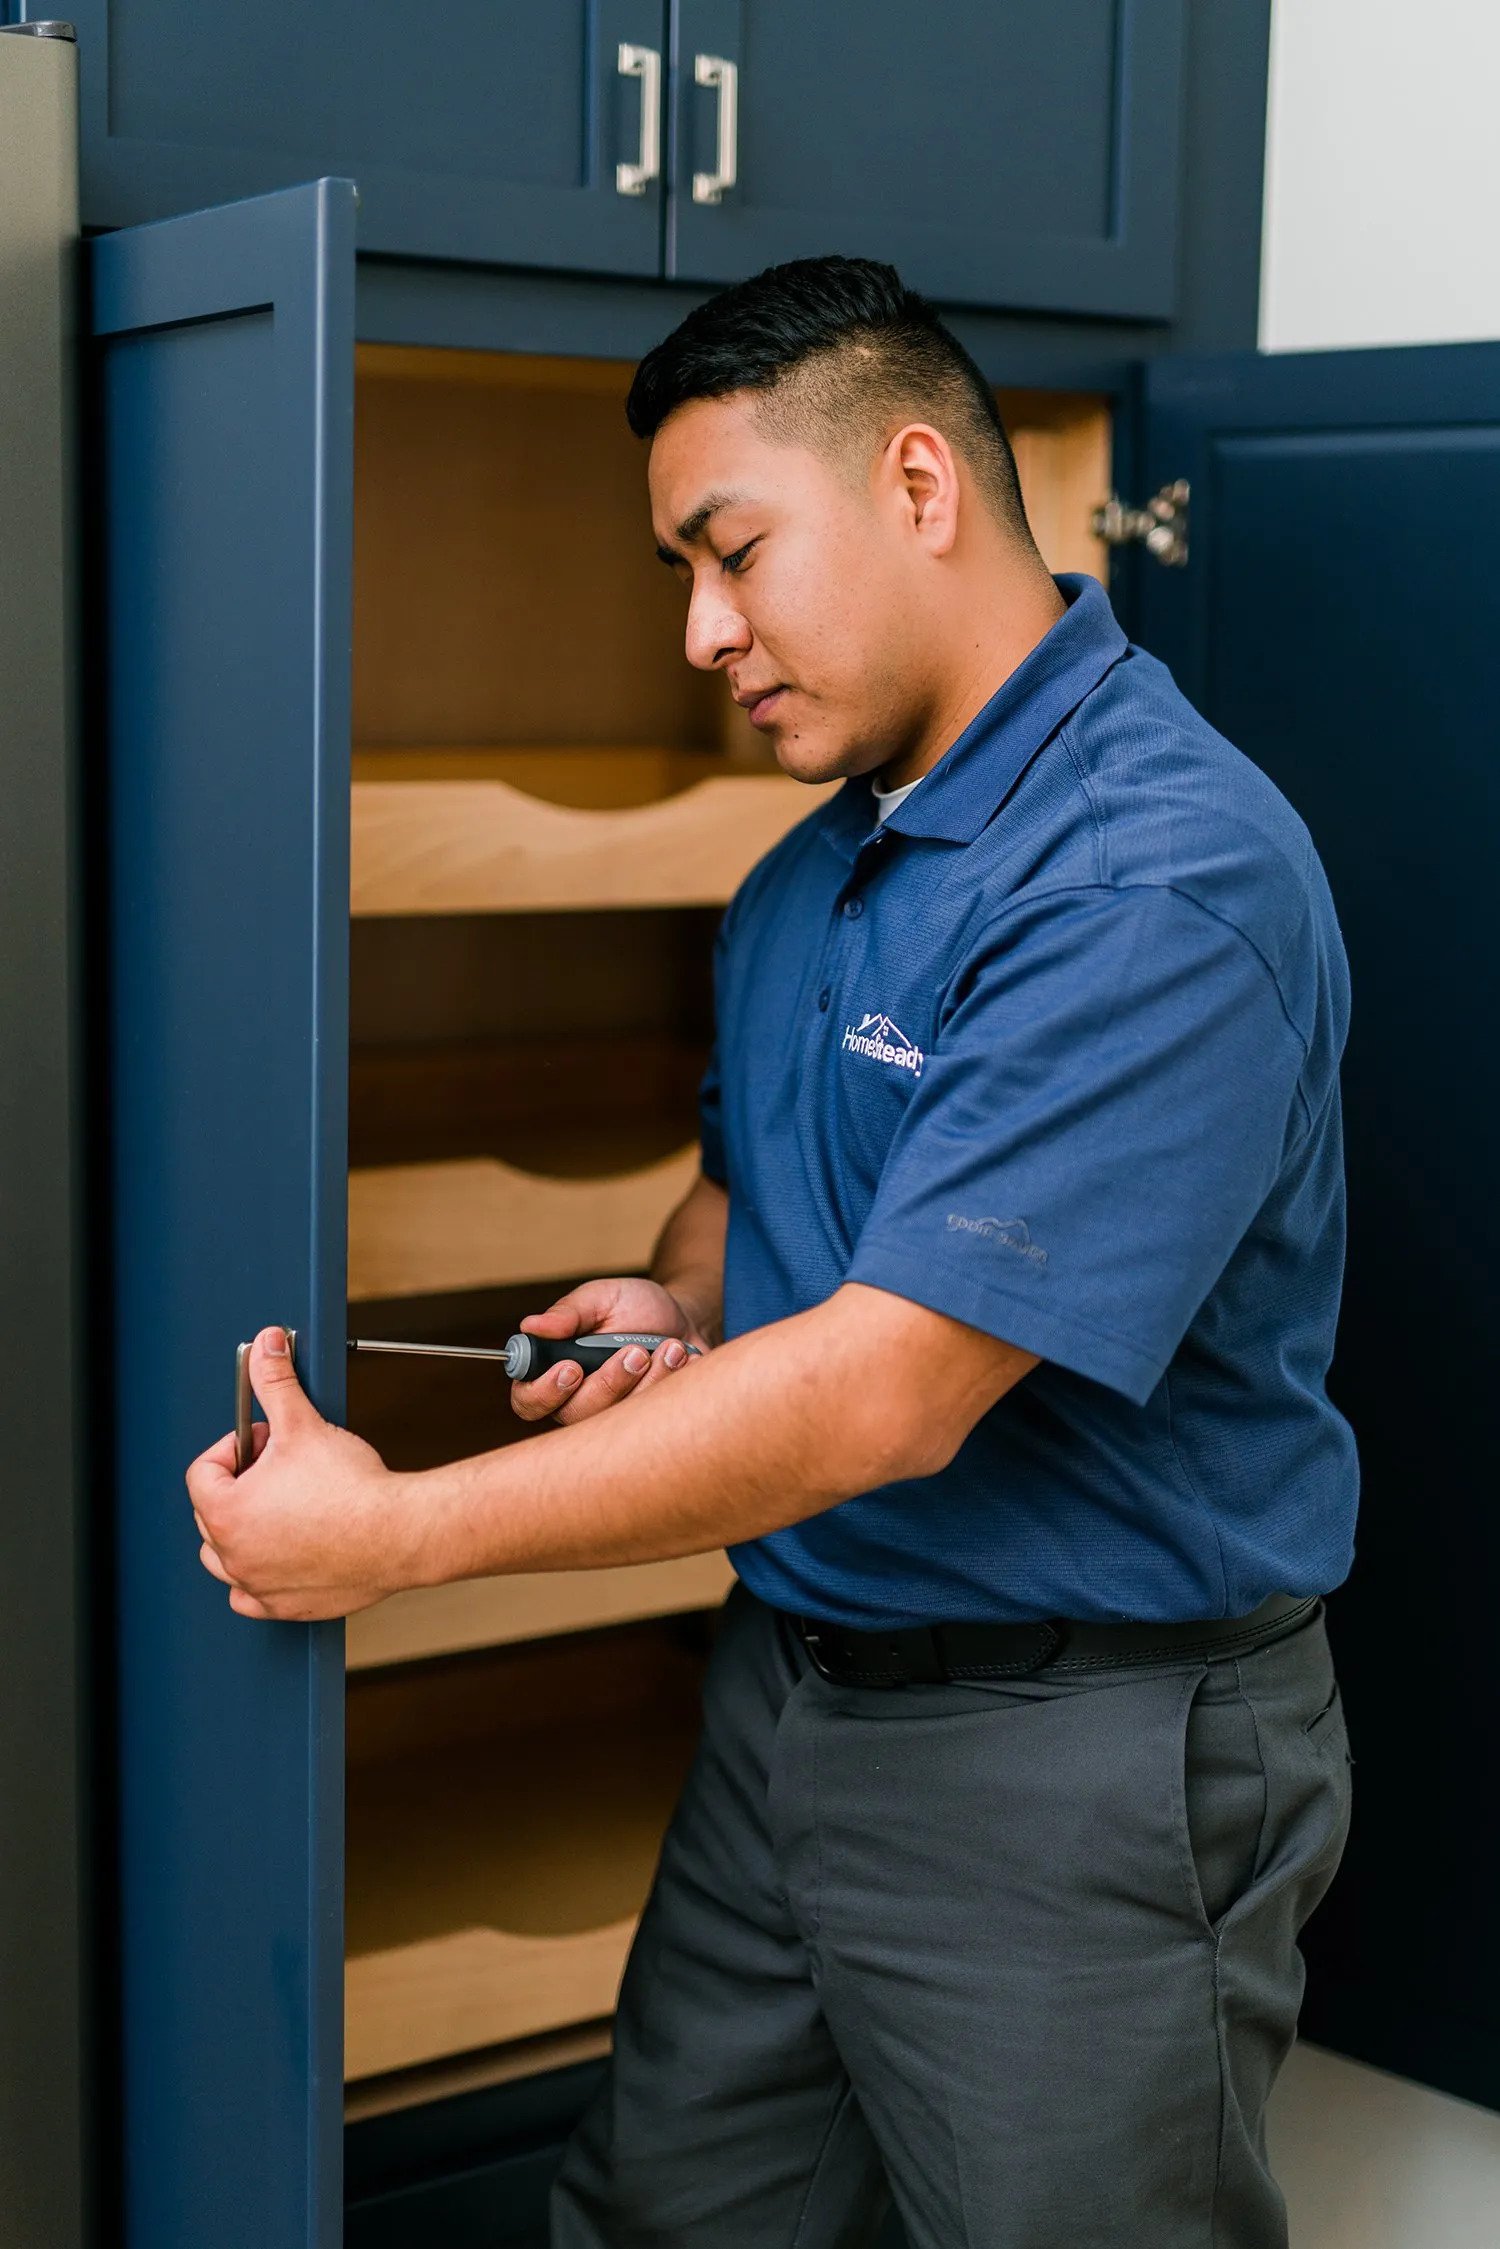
[871,772,923,823]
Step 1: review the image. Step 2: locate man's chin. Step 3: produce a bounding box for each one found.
[771,733,860,789]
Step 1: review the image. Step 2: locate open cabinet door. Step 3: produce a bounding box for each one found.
[92,179,354,2246]
[1134,343,1500,2109]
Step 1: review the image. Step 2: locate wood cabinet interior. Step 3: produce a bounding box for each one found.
[344,341,1111,2103]
[345,1622,710,2088]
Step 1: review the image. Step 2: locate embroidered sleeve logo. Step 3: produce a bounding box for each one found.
[945,1213,1048,1267]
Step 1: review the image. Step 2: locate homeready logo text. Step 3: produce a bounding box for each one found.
[840,1010,925,1077]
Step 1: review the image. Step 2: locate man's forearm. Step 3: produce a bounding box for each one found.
[407,1284,983,1588]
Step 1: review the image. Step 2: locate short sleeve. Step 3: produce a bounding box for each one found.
[845,885,1308,1405]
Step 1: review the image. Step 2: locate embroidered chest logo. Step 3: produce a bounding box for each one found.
[946,1213,1049,1267]
[840,1009,925,1079]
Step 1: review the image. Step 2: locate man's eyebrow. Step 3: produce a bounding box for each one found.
[654,487,750,566]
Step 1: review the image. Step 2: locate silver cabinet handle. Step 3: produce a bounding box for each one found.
[616,42,662,196]
[693,53,738,204]
[235,1328,297,1473]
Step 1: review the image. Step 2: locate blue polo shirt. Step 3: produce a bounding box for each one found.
[699,573,1359,1629]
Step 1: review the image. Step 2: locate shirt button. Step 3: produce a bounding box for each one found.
[817,987,831,1012]
[843,896,864,919]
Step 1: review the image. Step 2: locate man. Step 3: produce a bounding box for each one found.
[190,258,1357,2247]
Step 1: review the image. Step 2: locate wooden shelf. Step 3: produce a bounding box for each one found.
[347,1552,735,1670]
[348,1146,700,1301]
[351,745,836,917]
[345,1626,705,2082]
[348,1917,635,2082]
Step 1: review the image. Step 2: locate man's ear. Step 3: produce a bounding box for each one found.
[885,421,961,558]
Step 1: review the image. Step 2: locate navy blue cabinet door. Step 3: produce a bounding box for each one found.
[69,2,665,272]
[667,0,1185,316]
[93,178,354,2247]
[1136,343,1500,2110]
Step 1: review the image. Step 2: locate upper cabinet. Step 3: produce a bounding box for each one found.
[70,0,1187,317]
[667,0,1185,315]
[69,0,668,275]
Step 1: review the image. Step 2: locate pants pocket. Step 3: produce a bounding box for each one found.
[1176,1665,1271,1937]
[1175,1634,1353,1948]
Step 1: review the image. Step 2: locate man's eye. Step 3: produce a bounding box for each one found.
[720,539,758,577]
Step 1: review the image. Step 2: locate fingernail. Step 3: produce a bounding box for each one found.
[662,1340,686,1369]
[624,1347,649,1374]
[263,1327,288,1356]
[557,1362,582,1390]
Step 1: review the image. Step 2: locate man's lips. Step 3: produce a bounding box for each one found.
[735,686,788,728]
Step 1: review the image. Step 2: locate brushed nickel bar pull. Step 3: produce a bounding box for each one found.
[234,1327,297,1474]
[692,54,738,204]
[615,42,661,196]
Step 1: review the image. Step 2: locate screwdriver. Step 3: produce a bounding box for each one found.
[348,1333,702,1382]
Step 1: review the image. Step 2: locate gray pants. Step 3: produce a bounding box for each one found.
[552,1583,1352,2249]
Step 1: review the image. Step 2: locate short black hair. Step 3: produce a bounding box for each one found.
[626,255,1031,538]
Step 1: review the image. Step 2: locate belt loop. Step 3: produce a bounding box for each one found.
[904,1626,947,1686]
[1035,1619,1071,1669]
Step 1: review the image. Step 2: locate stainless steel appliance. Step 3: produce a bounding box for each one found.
[0,21,88,2246]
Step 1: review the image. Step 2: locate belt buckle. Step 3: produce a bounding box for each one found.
[797,1620,837,1682]
[797,1618,943,1687]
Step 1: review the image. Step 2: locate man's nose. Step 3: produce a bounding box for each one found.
[684,581,751,673]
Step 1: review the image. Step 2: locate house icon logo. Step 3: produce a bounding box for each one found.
[840,1008,925,1078]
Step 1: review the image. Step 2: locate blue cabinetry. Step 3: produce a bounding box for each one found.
[668,0,1185,316]
[85,161,1500,2238]
[64,0,1195,317]
[94,178,353,2249]
[1136,342,1500,2114]
[69,1,668,273]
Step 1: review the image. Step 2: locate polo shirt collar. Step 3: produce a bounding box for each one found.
[815,572,1127,860]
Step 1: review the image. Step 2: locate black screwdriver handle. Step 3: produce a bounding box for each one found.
[502,1331,701,1383]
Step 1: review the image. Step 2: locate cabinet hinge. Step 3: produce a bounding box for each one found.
[1091,480,1190,567]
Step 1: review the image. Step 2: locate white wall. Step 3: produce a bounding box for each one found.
[1259,0,1500,350]
[1269,2044,1500,2248]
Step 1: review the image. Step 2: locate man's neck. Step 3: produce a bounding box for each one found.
[876,568,1067,794]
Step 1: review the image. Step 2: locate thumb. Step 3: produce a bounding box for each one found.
[249,1326,321,1437]
[520,1283,611,1337]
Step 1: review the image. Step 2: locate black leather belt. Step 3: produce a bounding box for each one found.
[793,1591,1321,1688]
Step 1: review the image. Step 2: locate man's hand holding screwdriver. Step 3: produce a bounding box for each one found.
[509,1167,728,1424]
[507,1275,714,1425]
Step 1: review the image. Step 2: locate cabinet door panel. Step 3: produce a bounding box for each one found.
[93,177,354,2248]
[1137,341,1500,2111]
[668,0,1183,317]
[71,1,666,273]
